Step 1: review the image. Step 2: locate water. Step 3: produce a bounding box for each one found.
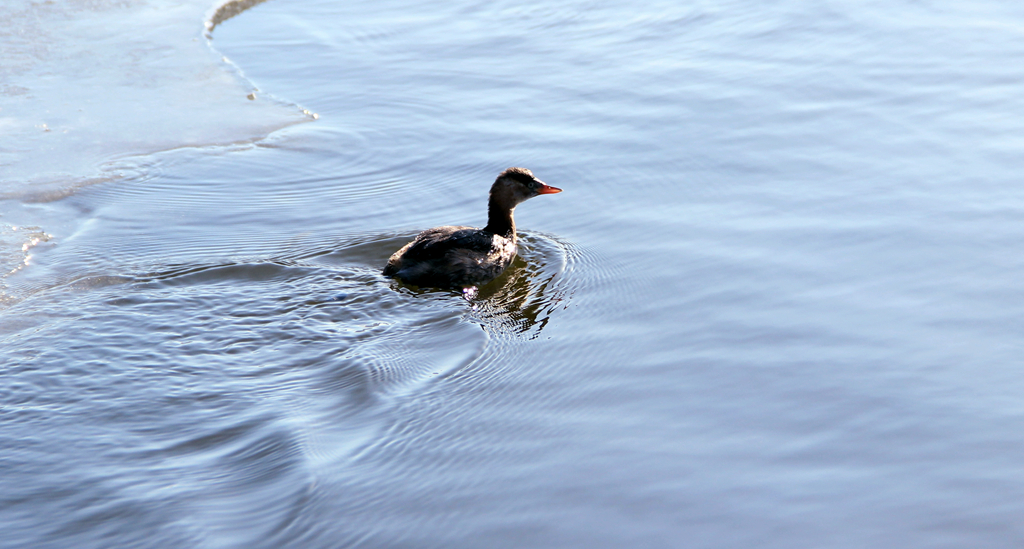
[3,0,1024,547]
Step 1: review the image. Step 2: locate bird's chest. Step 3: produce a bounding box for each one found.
[490,235,516,261]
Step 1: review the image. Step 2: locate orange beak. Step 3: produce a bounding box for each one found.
[537,183,562,195]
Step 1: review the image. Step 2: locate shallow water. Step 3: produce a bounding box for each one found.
[3,0,1024,547]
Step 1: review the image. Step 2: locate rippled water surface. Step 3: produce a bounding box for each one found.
[3,0,1024,547]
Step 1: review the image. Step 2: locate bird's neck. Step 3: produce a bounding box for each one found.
[484,198,516,239]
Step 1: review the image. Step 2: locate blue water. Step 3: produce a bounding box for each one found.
[3,0,1024,547]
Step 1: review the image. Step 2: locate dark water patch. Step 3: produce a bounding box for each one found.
[207,0,271,33]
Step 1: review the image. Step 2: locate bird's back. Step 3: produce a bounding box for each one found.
[384,226,517,288]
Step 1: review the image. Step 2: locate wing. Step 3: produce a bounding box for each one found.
[399,226,495,261]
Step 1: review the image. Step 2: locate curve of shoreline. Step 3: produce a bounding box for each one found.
[0,0,313,202]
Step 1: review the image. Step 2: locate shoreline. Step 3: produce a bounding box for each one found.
[0,0,313,199]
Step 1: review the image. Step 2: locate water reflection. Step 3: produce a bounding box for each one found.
[470,248,572,339]
[386,232,575,339]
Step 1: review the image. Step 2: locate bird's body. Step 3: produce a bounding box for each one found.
[383,225,517,288]
[383,167,561,289]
